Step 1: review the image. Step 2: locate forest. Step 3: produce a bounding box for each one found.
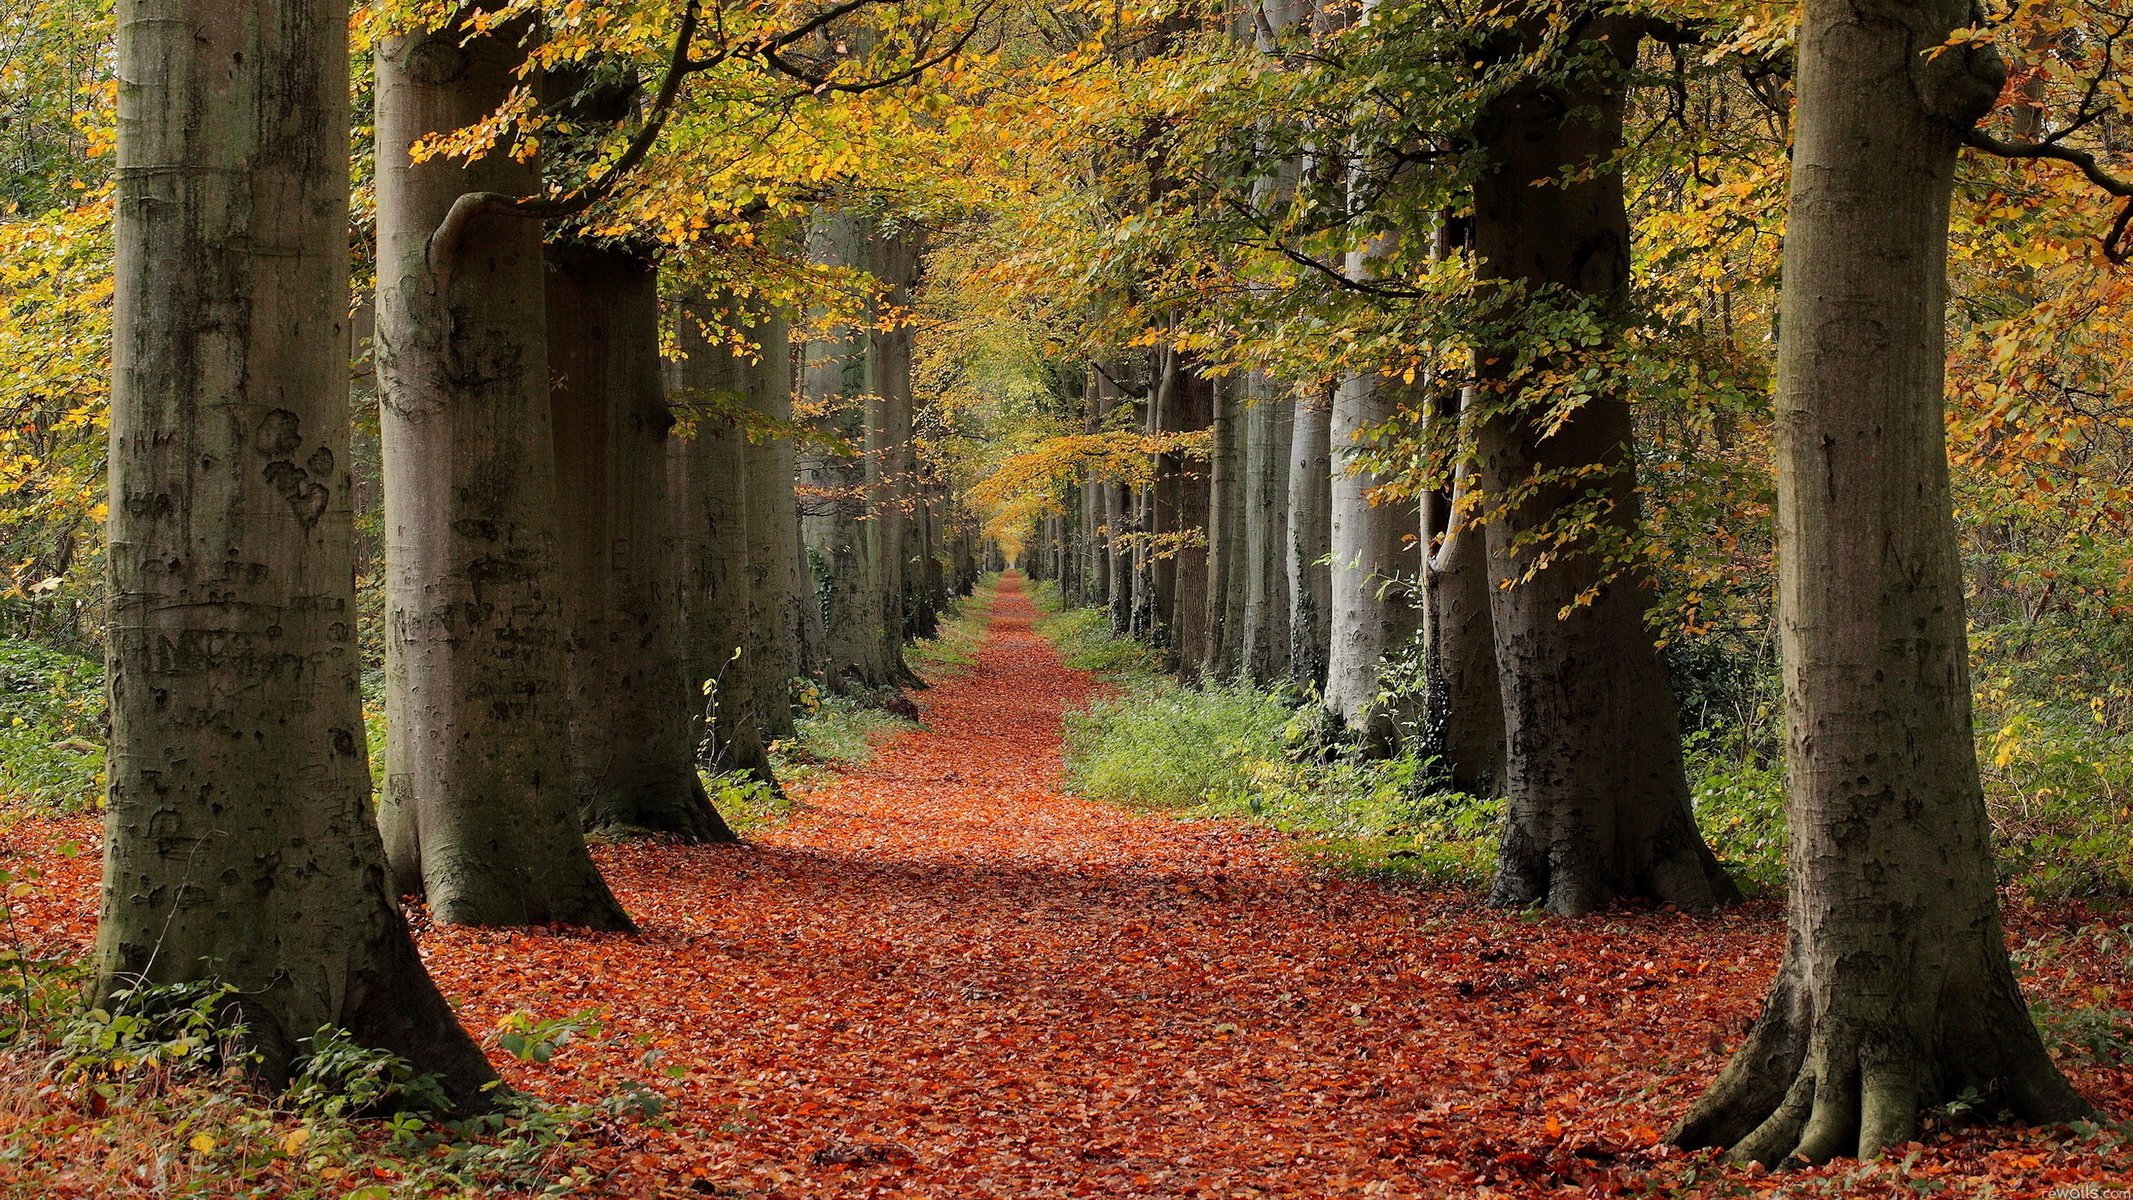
[0,0,2131,1195]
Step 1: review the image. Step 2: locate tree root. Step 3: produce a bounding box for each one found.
[1672,959,2098,1165]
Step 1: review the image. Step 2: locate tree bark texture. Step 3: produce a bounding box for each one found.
[867,230,924,676]
[1671,0,2094,1162]
[97,0,495,1099]
[799,212,900,692]
[1420,418,1505,795]
[1470,21,1732,915]
[1286,386,1334,689]
[374,13,631,929]
[742,311,803,742]
[1241,375,1294,685]
[1154,349,1214,673]
[670,295,778,791]
[549,249,734,840]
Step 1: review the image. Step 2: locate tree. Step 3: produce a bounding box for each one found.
[1239,375,1293,685]
[800,210,906,693]
[738,308,805,746]
[94,0,493,1100]
[1286,387,1334,688]
[1419,386,1503,794]
[550,246,735,840]
[672,291,781,788]
[373,9,631,930]
[1469,17,1734,914]
[1672,1,2096,1162]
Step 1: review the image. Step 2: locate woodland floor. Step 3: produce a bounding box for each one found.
[5,575,2132,1198]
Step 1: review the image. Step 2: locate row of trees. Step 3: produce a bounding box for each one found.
[97,0,990,1105]
[986,0,2120,1165]
[43,0,2127,1169]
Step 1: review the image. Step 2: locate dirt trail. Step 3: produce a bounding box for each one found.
[10,574,2125,1198]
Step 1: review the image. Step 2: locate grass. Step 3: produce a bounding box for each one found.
[906,579,996,681]
[1029,585,1498,887]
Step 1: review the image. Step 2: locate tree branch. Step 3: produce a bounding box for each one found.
[1964,127,2133,263]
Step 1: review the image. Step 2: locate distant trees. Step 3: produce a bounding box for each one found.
[97,0,492,1099]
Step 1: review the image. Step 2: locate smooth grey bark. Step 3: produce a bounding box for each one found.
[741,312,802,743]
[1671,1,2094,1162]
[374,14,631,930]
[549,249,734,841]
[1286,386,1334,688]
[670,295,778,790]
[96,0,494,1100]
[1324,241,1422,744]
[1241,375,1293,685]
[799,211,899,692]
[1469,22,1731,916]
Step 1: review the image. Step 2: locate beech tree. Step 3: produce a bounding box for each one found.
[739,309,805,747]
[550,248,735,839]
[801,211,907,692]
[1469,18,1734,914]
[1672,0,2095,1161]
[1285,388,1334,688]
[373,10,631,929]
[672,292,780,787]
[95,0,493,1098]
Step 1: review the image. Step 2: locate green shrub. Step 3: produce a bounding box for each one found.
[0,639,103,812]
[1066,682,1289,809]
[1060,667,1503,886]
[1684,733,1788,895]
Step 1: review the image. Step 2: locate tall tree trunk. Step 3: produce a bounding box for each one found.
[1286,386,1334,688]
[1421,392,1504,794]
[1155,348,1214,673]
[1324,269,1421,745]
[671,294,780,790]
[550,249,734,840]
[867,230,922,681]
[1204,380,1243,678]
[1470,21,1731,916]
[799,211,899,692]
[1241,376,1294,685]
[1671,3,2093,1162]
[374,13,631,930]
[743,312,802,742]
[96,0,496,1101]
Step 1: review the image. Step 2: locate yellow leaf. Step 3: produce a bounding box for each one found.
[188,1133,216,1154]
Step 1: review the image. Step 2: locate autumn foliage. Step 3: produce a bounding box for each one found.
[0,577,2124,1197]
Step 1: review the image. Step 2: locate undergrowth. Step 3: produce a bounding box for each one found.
[906,579,994,680]
[1033,586,1498,887]
[0,641,101,814]
[1033,590,2133,904]
[0,964,658,1198]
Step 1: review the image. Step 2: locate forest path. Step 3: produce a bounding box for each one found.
[11,577,2119,1197]
[443,572,1781,1198]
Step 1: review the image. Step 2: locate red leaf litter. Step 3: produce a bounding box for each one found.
[5,574,2129,1198]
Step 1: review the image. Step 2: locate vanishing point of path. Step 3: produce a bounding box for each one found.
[12,574,2127,1198]
[462,574,1785,1198]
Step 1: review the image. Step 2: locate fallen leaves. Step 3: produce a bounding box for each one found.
[1,576,2128,1197]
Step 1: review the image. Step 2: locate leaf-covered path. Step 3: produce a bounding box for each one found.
[8,575,2129,1197]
